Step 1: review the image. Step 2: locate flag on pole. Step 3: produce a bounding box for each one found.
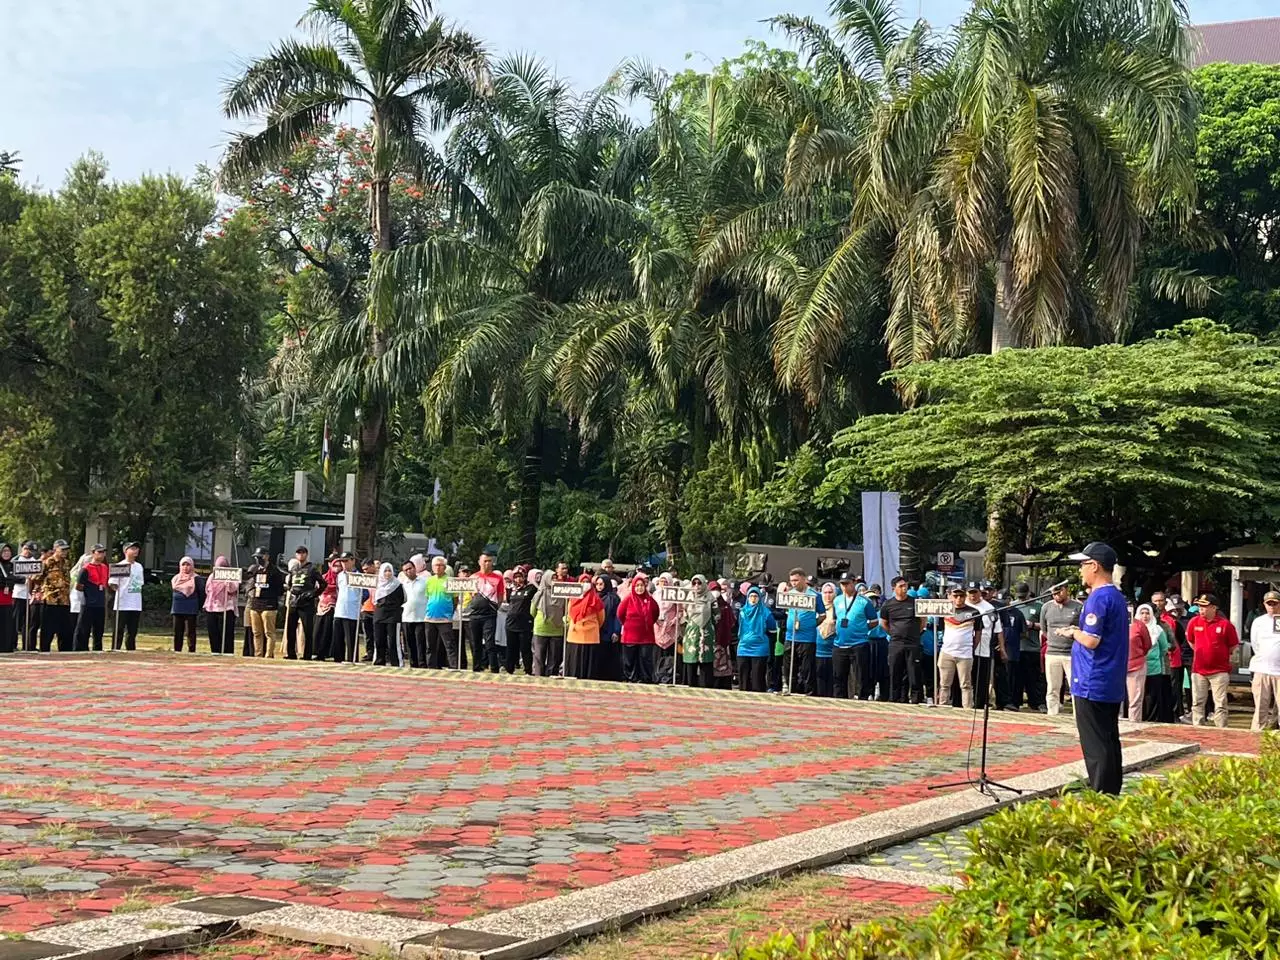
[321,421,332,481]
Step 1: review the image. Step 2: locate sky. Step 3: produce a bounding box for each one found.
[1,0,1270,188]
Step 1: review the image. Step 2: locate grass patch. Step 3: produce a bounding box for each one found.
[112,896,155,914]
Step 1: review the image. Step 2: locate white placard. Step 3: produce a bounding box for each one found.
[775,590,816,612]
[446,577,478,593]
[346,572,379,589]
[549,582,587,600]
[209,567,243,583]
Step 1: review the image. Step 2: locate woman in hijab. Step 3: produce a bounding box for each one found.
[202,556,239,655]
[1126,604,1156,719]
[1140,603,1173,722]
[595,574,623,682]
[655,572,684,684]
[372,562,404,666]
[314,556,341,661]
[617,573,660,683]
[171,557,203,653]
[0,545,15,653]
[815,581,838,697]
[737,585,774,692]
[531,566,568,677]
[565,576,605,680]
[681,576,718,688]
[710,580,735,689]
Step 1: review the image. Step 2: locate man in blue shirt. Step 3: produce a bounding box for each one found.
[783,567,825,695]
[1057,542,1129,795]
[832,573,876,699]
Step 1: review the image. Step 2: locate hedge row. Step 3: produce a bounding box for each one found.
[733,734,1280,959]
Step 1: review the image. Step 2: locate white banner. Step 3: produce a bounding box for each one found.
[861,491,902,589]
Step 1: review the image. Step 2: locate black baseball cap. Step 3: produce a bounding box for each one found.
[965,580,982,591]
[53,539,69,549]
[91,543,106,552]
[22,540,37,550]
[1015,583,1030,596]
[123,541,140,550]
[339,551,354,560]
[839,572,855,583]
[295,544,309,554]
[1069,541,1118,571]
[253,546,269,557]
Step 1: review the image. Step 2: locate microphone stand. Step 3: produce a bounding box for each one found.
[929,583,1067,800]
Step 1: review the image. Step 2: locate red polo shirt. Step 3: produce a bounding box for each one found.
[1159,613,1182,669]
[1186,613,1238,675]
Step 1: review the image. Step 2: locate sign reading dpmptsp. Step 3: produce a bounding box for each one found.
[13,559,42,577]
[549,582,587,600]
[774,589,816,612]
[446,577,478,594]
[109,563,134,578]
[656,585,701,605]
[346,572,379,589]
[914,598,954,617]
[209,567,243,583]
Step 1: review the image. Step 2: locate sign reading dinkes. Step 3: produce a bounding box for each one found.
[913,598,955,617]
[209,567,243,583]
[656,585,701,605]
[13,559,42,577]
[446,577,478,594]
[549,582,587,600]
[774,589,816,612]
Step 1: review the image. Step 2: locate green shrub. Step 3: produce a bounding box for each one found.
[731,734,1280,959]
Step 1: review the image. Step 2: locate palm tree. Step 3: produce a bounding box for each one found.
[220,0,488,556]
[0,151,19,177]
[944,0,1197,578]
[377,56,651,562]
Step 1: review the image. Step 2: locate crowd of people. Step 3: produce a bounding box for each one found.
[1,540,1276,733]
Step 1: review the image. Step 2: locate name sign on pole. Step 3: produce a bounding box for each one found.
[209,566,243,583]
[914,598,956,617]
[549,582,587,601]
[656,585,701,605]
[13,559,42,577]
[109,562,133,579]
[775,590,816,612]
[446,577,478,594]
[346,572,379,589]
[1273,615,1280,632]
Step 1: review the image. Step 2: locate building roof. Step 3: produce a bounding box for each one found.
[1189,17,1280,68]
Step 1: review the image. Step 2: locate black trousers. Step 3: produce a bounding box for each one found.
[361,615,375,659]
[205,611,237,654]
[832,646,856,699]
[1075,697,1123,795]
[285,608,315,660]
[855,644,876,699]
[506,628,530,674]
[622,643,655,683]
[0,605,12,653]
[1012,654,1045,709]
[338,618,359,662]
[919,651,935,700]
[74,606,106,651]
[868,638,890,701]
[41,604,70,652]
[887,640,919,703]
[767,646,783,691]
[373,620,402,665]
[974,655,996,708]
[113,609,140,651]
[426,621,456,668]
[404,622,427,667]
[682,661,715,687]
[14,599,37,650]
[314,612,335,661]
[738,654,768,692]
[784,641,815,695]
[472,615,498,673]
[173,613,197,652]
[814,656,833,697]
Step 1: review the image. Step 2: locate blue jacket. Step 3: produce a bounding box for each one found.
[737,587,775,658]
[171,577,205,616]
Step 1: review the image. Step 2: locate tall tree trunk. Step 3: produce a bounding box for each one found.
[898,498,924,584]
[991,257,1014,353]
[516,414,545,565]
[984,500,1009,585]
[354,163,395,558]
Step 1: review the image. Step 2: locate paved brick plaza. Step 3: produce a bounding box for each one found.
[0,654,1159,934]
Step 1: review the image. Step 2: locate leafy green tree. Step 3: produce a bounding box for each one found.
[821,321,1280,591]
[221,0,488,556]
[0,151,19,178]
[0,159,269,545]
[419,433,516,561]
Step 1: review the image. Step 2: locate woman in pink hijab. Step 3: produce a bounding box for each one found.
[202,556,239,655]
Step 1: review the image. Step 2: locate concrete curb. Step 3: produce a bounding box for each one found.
[4,740,1195,960]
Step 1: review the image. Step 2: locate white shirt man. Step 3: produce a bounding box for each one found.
[108,542,145,651]
[939,588,983,709]
[1249,590,1280,731]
